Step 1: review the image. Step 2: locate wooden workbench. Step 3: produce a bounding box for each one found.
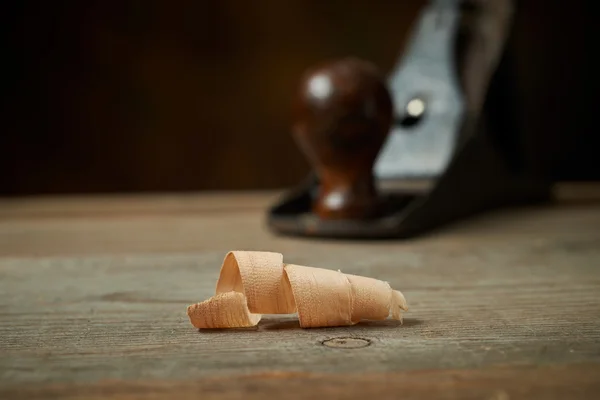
[1,186,599,399]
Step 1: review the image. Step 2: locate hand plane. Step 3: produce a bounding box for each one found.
[268,0,550,239]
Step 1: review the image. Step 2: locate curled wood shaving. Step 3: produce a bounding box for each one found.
[187,251,408,329]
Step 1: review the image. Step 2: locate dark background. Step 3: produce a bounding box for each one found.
[2,0,597,195]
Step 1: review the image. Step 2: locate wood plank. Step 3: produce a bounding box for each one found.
[0,191,279,220]
[1,239,599,383]
[1,193,599,257]
[2,364,599,400]
[1,187,599,397]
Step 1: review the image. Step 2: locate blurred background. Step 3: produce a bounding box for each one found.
[1,0,597,196]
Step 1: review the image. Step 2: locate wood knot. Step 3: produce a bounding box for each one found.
[321,337,371,349]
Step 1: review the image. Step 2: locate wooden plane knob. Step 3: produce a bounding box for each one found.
[292,58,393,219]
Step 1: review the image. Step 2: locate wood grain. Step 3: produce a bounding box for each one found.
[1,188,599,397]
[2,365,599,400]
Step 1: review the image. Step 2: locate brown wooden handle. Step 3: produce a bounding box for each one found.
[292,58,393,219]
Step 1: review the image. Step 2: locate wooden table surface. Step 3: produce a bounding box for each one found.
[1,186,599,399]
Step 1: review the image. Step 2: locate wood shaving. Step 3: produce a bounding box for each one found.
[187,251,407,329]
